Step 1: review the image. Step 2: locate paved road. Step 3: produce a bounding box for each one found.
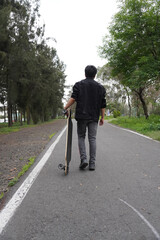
[0,121,160,240]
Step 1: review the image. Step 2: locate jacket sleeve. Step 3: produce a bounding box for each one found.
[101,87,106,108]
[71,82,79,101]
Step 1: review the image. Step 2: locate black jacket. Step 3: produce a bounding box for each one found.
[71,78,106,122]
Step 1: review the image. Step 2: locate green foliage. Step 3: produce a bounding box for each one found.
[150,103,160,115]
[110,114,160,141]
[0,0,66,126]
[99,0,160,119]
[144,123,160,131]
[113,110,121,118]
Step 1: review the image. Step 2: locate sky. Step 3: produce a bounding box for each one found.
[39,0,119,86]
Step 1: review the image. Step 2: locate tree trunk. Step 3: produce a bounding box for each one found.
[24,110,26,122]
[4,105,6,122]
[20,111,23,126]
[27,106,31,125]
[136,97,140,118]
[125,87,131,117]
[15,105,17,122]
[137,88,149,119]
[7,102,12,127]
[7,56,12,127]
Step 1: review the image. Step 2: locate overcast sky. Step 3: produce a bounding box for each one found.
[39,0,119,86]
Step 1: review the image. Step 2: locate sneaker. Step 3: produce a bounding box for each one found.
[89,162,95,171]
[79,160,88,170]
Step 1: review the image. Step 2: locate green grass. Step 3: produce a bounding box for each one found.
[0,122,35,135]
[0,192,4,200]
[49,132,56,139]
[0,119,56,135]
[109,115,160,141]
[8,177,19,187]
[17,156,35,178]
[146,131,160,141]
[8,156,36,187]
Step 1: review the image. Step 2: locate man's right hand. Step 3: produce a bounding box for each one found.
[63,109,68,117]
[99,117,104,126]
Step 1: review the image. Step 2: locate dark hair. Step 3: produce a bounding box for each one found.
[85,65,97,78]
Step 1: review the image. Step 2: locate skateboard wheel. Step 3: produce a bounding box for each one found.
[58,164,65,170]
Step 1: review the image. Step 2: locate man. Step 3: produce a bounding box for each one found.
[64,65,106,171]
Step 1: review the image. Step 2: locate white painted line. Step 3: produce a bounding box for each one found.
[119,198,160,240]
[0,126,67,235]
[108,122,159,143]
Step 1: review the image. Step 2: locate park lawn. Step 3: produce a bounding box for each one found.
[107,115,160,141]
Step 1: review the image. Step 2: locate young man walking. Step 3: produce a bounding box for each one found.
[64,65,106,171]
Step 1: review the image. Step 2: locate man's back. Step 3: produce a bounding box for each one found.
[64,65,106,171]
[71,78,106,122]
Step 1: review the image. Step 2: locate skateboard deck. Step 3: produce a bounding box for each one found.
[58,109,73,175]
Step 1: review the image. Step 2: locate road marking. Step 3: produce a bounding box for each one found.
[0,126,67,235]
[108,123,159,143]
[119,198,160,240]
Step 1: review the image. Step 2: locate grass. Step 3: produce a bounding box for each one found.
[146,131,160,141]
[0,119,57,135]
[49,132,56,139]
[8,156,36,187]
[0,192,4,200]
[0,122,36,135]
[17,156,35,178]
[8,177,19,187]
[108,114,160,141]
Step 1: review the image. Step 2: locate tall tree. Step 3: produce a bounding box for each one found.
[98,64,132,117]
[99,0,160,119]
[0,0,66,125]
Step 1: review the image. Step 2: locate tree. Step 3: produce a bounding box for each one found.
[97,64,132,117]
[0,0,66,125]
[29,43,65,123]
[99,0,160,119]
[0,0,37,126]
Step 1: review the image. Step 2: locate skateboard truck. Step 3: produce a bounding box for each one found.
[58,163,65,170]
[58,164,69,174]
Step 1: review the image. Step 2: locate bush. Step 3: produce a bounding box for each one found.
[113,110,121,118]
[150,104,160,115]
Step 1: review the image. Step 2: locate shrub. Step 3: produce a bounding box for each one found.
[113,110,121,118]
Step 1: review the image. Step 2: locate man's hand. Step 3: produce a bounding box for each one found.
[100,108,105,126]
[63,109,68,117]
[99,117,104,126]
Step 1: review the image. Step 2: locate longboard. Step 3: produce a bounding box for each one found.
[58,109,73,175]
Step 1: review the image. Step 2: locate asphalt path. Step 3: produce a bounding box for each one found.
[0,120,160,240]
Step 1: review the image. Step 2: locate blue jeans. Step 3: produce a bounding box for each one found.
[77,120,98,163]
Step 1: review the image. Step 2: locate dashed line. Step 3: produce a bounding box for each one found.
[119,198,160,240]
[0,126,67,235]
